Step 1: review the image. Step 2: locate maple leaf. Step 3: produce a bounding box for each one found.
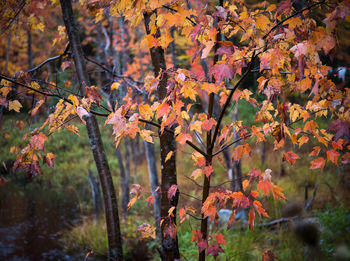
[201,118,216,132]
[215,234,226,246]
[310,157,326,170]
[140,129,154,143]
[208,63,235,83]
[207,243,224,259]
[298,135,309,148]
[156,102,170,119]
[106,112,126,136]
[8,100,22,112]
[130,184,142,197]
[257,179,274,196]
[43,153,55,168]
[176,133,192,145]
[309,146,321,157]
[282,151,299,166]
[111,82,120,90]
[85,85,103,106]
[30,132,48,151]
[168,184,178,200]
[16,120,25,130]
[197,239,209,253]
[328,120,350,141]
[327,149,340,165]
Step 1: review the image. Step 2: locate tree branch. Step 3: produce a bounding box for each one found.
[210,51,256,151]
[263,0,326,39]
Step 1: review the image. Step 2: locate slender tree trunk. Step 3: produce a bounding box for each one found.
[116,147,129,218]
[130,138,138,183]
[144,124,161,240]
[231,104,243,192]
[144,11,180,261]
[60,1,123,260]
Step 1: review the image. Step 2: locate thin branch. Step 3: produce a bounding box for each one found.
[210,51,256,151]
[184,175,203,188]
[28,43,70,73]
[263,0,326,39]
[180,192,201,201]
[1,0,26,34]
[0,74,108,117]
[161,5,197,26]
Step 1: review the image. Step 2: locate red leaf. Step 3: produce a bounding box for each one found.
[328,120,350,141]
[197,239,208,253]
[310,157,325,170]
[168,184,178,200]
[43,153,55,168]
[208,63,235,83]
[145,195,154,206]
[215,234,227,246]
[85,85,103,106]
[207,243,224,259]
[341,152,350,164]
[309,146,321,157]
[257,179,273,196]
[30,132,48,151]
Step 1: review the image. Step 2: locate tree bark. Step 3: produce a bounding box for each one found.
[144,11,180,261]
[144,124,161,240]
[60,0,123,259]
[231,104,243,192]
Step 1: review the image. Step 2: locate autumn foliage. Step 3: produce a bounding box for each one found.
[1,0,350,259]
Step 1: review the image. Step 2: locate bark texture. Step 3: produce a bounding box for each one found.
[144,11,180,261]
[60,0,123,260]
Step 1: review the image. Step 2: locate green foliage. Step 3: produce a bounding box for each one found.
[316,203,350,259]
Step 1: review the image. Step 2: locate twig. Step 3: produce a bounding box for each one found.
[28,43,70,73]
[1,0,26,34]
[161,5,197,26]
[263,0,326,39]
[210,51,256,151]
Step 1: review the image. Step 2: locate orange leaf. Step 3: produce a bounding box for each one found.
[282,151,299,166]
[327,149,339,165]
[215,234,227,246]
[176,133,192,145]
[309,146,321,157]
[310,157,325,169]
[156,102,170,119]
[201,118,216,132]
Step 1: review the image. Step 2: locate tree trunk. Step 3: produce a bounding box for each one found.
[88,169,103,221]
[231,104,243,192]
[116,147,129,218]
[60,0,123,259]
[144,124,161,240]
[144,11,180,261]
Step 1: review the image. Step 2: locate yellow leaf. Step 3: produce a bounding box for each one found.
[181,111,190,120]
[30,81,40,89]
[64,80,71,88]
[0,87,11,97]
[111,82,120,90]
[256,15,270,30]
[168,206,176,216]
[140,129,154,143]
[8,100,22,112]
[165,151,173,162]
[68,94,79,107]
